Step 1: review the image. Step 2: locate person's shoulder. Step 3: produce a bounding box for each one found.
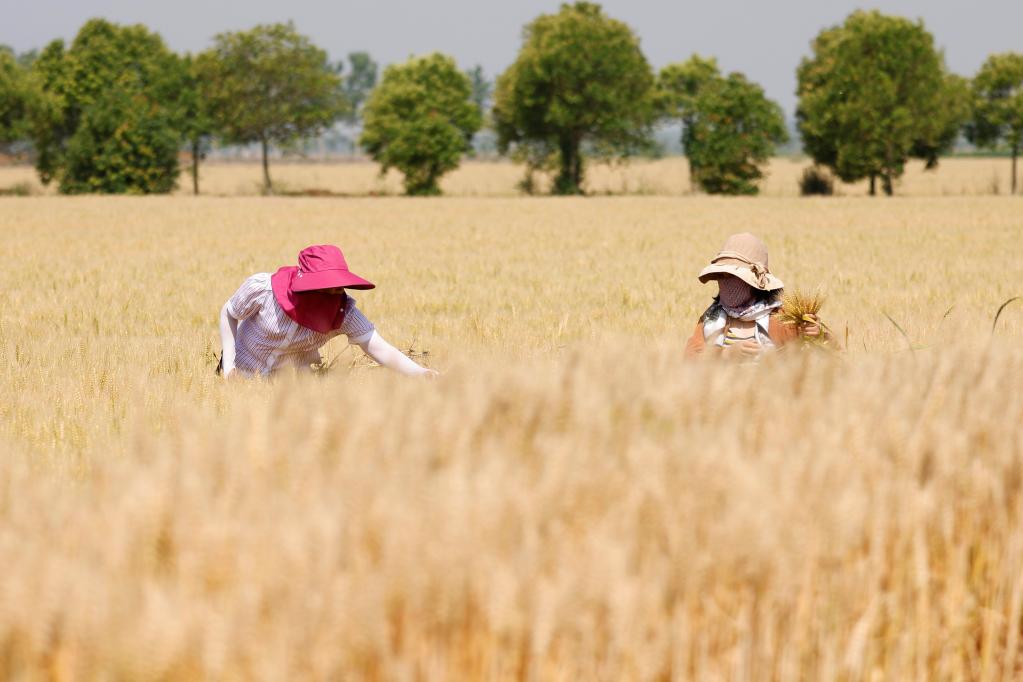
[699,301,723,323]
[236,272,273,295]
[246,272,272,287]
[227,272,274,319]
[339,295,375,339]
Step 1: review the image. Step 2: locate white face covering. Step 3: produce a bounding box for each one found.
[718,276,753,308]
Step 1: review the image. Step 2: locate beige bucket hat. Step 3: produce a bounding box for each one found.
[697,232,784,291]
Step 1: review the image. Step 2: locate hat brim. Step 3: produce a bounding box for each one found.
[291,268,375,292]
[698,264,784,291]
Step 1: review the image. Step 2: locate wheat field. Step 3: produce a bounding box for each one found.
[1,190,1023,680]
[0,156,1019,198]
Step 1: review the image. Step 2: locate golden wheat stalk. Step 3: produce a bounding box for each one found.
[779,289,831,346]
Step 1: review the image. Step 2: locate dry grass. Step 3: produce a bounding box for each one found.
[1,194,1023,679]
[0,156,1019,197]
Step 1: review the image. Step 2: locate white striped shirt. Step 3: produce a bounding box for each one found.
[227,273,375,375]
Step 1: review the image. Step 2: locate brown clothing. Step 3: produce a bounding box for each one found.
[685,311,805,358]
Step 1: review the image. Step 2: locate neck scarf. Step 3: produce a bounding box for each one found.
[270,266,347,334]
[719,297,782,322]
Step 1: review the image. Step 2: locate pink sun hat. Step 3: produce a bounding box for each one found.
[290,244,375,292]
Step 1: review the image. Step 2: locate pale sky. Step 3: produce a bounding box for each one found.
[3,0,1020,116]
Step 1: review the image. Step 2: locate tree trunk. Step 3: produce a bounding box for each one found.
[1012,145,1018,196]
[882,174,893,197]
[572,138,583,192]
[191,139,200,195]
[261,138,273,195]
[869,174,876,196]
[555,135,583,195]
[422,165,441,196]
[682,117,696,193]
[881,148,895,196]
[558,138,574,195]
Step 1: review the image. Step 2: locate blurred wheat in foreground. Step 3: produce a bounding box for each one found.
[0,195,1022,680]
[1,346,1022,680]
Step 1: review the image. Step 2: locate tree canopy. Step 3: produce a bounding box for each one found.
[796,11,967,196]
[492,2,656,195]
[197,22,347,193]
[658,54,721,186]
[28,19,186,193]
[658,57,785,194]
[0,49,32,147]
[658,55,720,123]
[360,53,481,196]
[967,52,1023,194]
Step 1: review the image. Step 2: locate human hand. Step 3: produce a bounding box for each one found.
[800,314,822,338]
[722,339,762,359]
[419,368,440,379]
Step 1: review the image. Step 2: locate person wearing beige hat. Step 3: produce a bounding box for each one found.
[684,232,825,359]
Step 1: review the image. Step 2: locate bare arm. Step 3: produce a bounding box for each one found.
[219,303,239,377]
[353,330,435,377]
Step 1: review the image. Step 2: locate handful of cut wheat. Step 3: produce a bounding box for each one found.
[779,289,831,346]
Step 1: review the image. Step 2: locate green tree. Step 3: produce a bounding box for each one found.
[342,51,377,125]
[27,19,185,193]
[360,53,481,196]
[658,54,720,188]
[492,2,656,195]
[911,73,971,170]
[178,53,218,195]
[685,73,788,195]
[0,49,32,147]
[796,10,966,196]
[967,53,1023,195]
[197,22,347,194]
[61,86,182,193]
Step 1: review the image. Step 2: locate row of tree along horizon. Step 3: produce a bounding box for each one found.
[0,2,1020,196]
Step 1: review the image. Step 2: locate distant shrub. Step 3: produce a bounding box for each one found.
[799,166,834,196]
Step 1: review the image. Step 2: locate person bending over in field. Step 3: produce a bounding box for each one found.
[684,232,829,359]
[219,244,435,378]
